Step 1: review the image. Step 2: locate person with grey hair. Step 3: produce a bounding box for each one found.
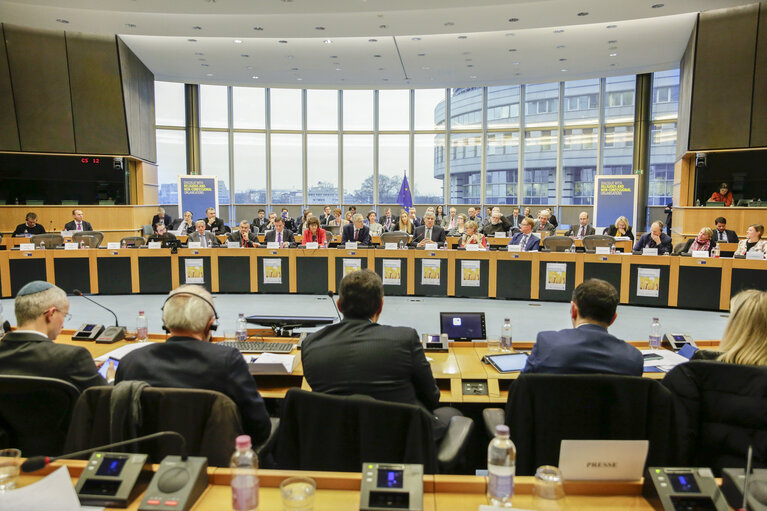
[413,211,446,247]
[0,281,106,392]
[341,213,371,245]
[228,220,259,247]
[533,210,556,234]
[188,220,220,247]
[116,285,271,445]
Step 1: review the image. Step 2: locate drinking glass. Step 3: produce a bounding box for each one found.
[280,476,316,511]
[0,448,21,492]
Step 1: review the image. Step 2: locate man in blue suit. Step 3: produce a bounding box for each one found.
[633,221,673,254]
[522,279,644,376]
[508,218,540,251]
[341,213,371,245]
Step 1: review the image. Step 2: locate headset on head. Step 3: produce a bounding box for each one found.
[161,291,219,333]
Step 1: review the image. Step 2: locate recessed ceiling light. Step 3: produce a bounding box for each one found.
[559,58,567,61]
[465,58,472,61]
[369,38,378,42]
[610,63,616,66]
[422,66,431,70]
[412,37,421,41]
[378,67,385,71]
[252,76,259,79]
[192,26,202,30]
[246,66,253,69]
[556,45,566,49]
[253,26,264,31]
[608,40,617,44]
[233,39,243,44]
[512,62,519,65]
[297,77,303,81]
[458,35,468,39]
[417,53,426,57]
[194,52,204,56]
[323,39,332,44]
[508,48,517,52]
[652,3,664,7]
[206,73,213,76]
[278,40,288,43]
[470,75,477,79]
[607,24,617,29]
[467,64,473,67]
[315,26,325,30]
[188,39,197,42]
[609,53,617,57]
[335,68,341,71]
[125,23,136,28]
[198,58,206,62]
[444,21,455,26]
[373,54,382,57]
[201,64,209,67]
[577,12,589,16]
[291,67,299,71]
[55,18,69,24]
[554,29,565,33]
[515,72,521,76]
[561,69,568,72]
[282,0,292,3]
[379,24,388,29]
[329,55,338,58]
[286,55,294,59]
[508,18,519,22]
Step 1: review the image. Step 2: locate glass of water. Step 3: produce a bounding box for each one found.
[0,448,21,492]
[280,476,316,511]
[532,465,565,510]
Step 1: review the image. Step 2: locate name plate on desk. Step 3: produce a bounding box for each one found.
[107,242,121,249]
[60,230,73,237]
[187,242,202,248]
[466,244,481,251]
[424,242,438,251]
[266,242,280,249]
[345,241,358,250]
[64,242,79,250]
[559,440,648,481]
[746,251,765,260]
[385,243,398,250]
[227,241,240,248]
[494,232,508,239]
[691,250,709,258]
[148,241,162,249]
[19,243,34,251]
[507,244,522,252]
[305,242,319,249]
[595,246,611,255]
[642,248,658,256]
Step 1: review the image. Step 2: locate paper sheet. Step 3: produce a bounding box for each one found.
[640,349,689,372]
[0,466,87,511]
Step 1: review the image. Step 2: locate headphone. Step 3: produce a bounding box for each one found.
[161,291,219,333]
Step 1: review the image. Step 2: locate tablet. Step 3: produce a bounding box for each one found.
[98,357,119,379]
[485,353,529,373]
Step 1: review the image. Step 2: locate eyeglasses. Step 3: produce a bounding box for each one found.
[46,308,71,322]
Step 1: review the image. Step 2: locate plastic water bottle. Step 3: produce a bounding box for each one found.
[136,311,148,342]
[649,317,661,350]
[39,241,45,250]
[487,424,516,507]
[711,245,720,258]
[236,313,248,341]
[500,318,512,352]
[231,435,259,511]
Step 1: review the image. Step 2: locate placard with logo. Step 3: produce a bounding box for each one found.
[421,259,441,286]
[545,263,567,291]
[343,258,362,277]
[382,259,401,286]
[637,267,660,297]
[184,258,204,284]
[263,258,282,284]
[461,260,480,287]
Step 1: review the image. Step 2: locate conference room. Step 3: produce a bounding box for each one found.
[2,0,767,509]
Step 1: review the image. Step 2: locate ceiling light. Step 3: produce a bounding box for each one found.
[323,39,332,44]
[608,40,617,44]
[610,63,616,67]
[282,0,292,2]
[192,26,202,30]
[379,24,388,29]
[252,76,259,79]
[206,73,213,76]
[373,54,382,57]
[515,72,521,76]
[607,25,617,29]
[297,77,303,81]
[508,18,519,22]
[188,39,197,42]
[508,48,517,52]
[559,58,567,61]
[55,18,69,24]
[652,3,664,7]
[291,67,298,70]
[444,21,455,26]
[315,26,325,30]
[554,29,565,33]
[378,67,384,71]
[417,53,426,57]
[505,33,515,37]
[467,64,473,68]
[253,26,264,31]
[561,69,568,72]
[246,66,253,69]
[286,55,294,59]
[462,51,471,55]
[278,40,288,43]
[195,52,204,56]
[241,54,249,57]
[199,58,206,61]
[412,37,421,41]
[329,55,338,58]
[201,64,209,67]
[577,12,589,16]
[369,38,378,42]
[233,39,243,44]
[422,66,431,70]
[465,58,472,61]
[125,23,136,28]
[335,68,341,71]
[556,45,566,49]
[458,35,468,39]
[470,75,477,79]
[512,62,519,65]
[609,53,617,57]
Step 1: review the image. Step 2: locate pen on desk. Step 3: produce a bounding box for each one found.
[739,445,752,511]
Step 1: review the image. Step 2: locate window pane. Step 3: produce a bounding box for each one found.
[524,82,559,128]
[486,131,519,205]
[488,86,520,129]
[307,90,338,131]
[379,90,410,131]
[343,90,373,131]
[307,134,338,204]
[270,133,303,204]
[415,89,446,130]
[200,85,228,129]
[564,79,599,126]
[343,134,374,203]
[450,88,482,129]
[378,135,409,203]
[200,131,231,205]
[652,68,680,122]
[604,75,635,123]
[602,125,634,175]
[156,129,185,204]
[523,130,557,204]
[233,87,265,129]
[449,132,482,205]
[562,128,598,205]
[270,89,302,130]
[649,122,676,206]
[155,82,185,127]
[233,132,266,204]
[414,134,444,203]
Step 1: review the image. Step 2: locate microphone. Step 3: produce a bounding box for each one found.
[72,289,119,327]
[327,290,342,322]
[21,430,187,472]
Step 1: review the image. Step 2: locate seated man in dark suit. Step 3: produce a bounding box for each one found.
[302,270,462,441]
[171,210,195,235]
[146,223,177,248]
[509,218,540,251]
[633,221,673,254]
[151,207,172,230]
[341,214,371,245]
[523,279,643,376]
[13,212,46,235]
[204,207,225,233]
[116,285,271,446]
[263,217,295,247]
[228,220,259,247]
[533,210,556,234]
[412,212,446,247]
[481,210,511,236]
[188,220,220,247]
[714,216,739,243]
[251,209,269,233]
[0,281,107,392]
[64,209,93,231]
[565,211,596,238]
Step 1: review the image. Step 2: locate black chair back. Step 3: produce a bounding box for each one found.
[542,235,574,252]
[582,234,615,252]
[0,375,80,456]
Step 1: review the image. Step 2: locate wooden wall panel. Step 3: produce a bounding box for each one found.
[689,4,759,150]
[751,3,767,147]
[0,25,20,151]
[66,32,129,155]
[4,24,75,152]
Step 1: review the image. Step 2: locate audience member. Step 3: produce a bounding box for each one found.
[447,214,467,237]
[151,207,172,230]
[348,206,357,216]
[380,208,394,232]
[0,281,106,391]
[147,223,177,244]
[171,211,195,235]
[664,202,673,235]
[188,220,220,247]
[680,227,716,255]
[298,210,313,234]
[604,216,634,241]
[264,217,295,247]
[434,205,446,227]
[633,221,672,254]
[409,208,422,228]
[460,221,486,249]
[467,207,480,224]
[509,218,540,251]
[281,208,296,232]
[302,217,327,246]
[252,209,269,233]
[367,211,383,237]
[523,279,643,376]
[319,206,333,225]
[396,210,414,235]
[483,207,493,226]
[482,210,511,236]
[265,212,278,231]
[13,212,46,235]
[709,182,733,207]
[533,210,556,234]
[734,224,767,257]
[713,217,738,243]
[228,220,258,247]
[444,207,458,231]
[116,285,271,446]
[716,290,767,366]
[342,214,371,245]
[509,207,524,231]
[344,210,354,226]
[413,212,446,247]
[204,207,225,233]
[64,209,92,231]
[565,212,596,238]
[523,207,533,219]
[546,207,559,228]
[326,208,344,227]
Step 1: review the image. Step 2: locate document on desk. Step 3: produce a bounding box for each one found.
[641,349,689,372]
[0,465,103,511]
[246,353,297,374]
[94,342,153,363]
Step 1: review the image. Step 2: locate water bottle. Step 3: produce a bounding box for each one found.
[649,317,661,350]
[39,241,45,250]
[487,424,516,507]
[136,311,148,342]
[695,198,701,207]
[711,245,720,258]
[231,435,259,511]
[500,318,512,352]
[79,240,85,250]
[236,313,248,341]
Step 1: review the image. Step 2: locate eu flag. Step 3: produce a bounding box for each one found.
[397,173,413,212]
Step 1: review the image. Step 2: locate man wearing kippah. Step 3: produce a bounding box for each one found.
[0,281,106,392]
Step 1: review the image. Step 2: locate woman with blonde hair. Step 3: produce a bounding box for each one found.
[604,215,635,241]
[396,209,413,234]
[718,289,767,366]
[460,220,487,249]
[734,224,767,257]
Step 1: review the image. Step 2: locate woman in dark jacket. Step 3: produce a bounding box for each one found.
[603,215,635,241]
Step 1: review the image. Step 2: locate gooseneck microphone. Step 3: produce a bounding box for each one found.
[327,290,342,322]
[21,431,187,473]
[72,289,119,327]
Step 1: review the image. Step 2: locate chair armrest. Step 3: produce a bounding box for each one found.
[482,408,505,438]
[256,417,280,457]
[437,416,474,472]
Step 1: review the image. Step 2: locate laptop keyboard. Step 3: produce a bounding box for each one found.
[217,340,295,353]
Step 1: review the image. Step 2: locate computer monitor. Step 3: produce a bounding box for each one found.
[245,315,336,336]
[439,312,486,341]
[705,201,725,207]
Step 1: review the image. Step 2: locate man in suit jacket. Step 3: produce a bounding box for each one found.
[533,210,556,234]
[0,281,107,393]
[565,212,597,238]
[412,212,446,247]
[171,211,195,235]
[263,217,295,247]
[508,208,525,231]
[482,210,511,236]
[204,207,225,233]
[147,223,177,245]
[188,220,220,247]
[116,285,271,446]
[228,220,259,247]
[523,279,643,376]
[319,206,333,226]
[302,270,461,441]
[409,208,422,228]
[714,217,739,243]
[251,209,269,233]
[633,221,673,254]
[151,207,173,230]
[64,209,93,231]
[509,218,540,251]
[341,214,371,245]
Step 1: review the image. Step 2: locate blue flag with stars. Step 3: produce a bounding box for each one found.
[397,173,413,212]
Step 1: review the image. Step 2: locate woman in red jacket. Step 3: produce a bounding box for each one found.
[301,216,327,246]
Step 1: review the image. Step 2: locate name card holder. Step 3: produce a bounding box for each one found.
[595,246,611,255]
[107,242,121,249]
[494,232,508,239]
[64,242,79,250]
[507,244,522,252]
[345,241,358,250]
[385,243,398,250]
[187,242,202,248]
[746,251,765,260]
[642,248,658,256]
[227,241,240,249]
[466,244,481,251]
[147,242,162,249]
[424,242,438,251]
[691,250,709,258]
[266,242,280,249]
[19,243,34,251]
[305,242,319,249]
